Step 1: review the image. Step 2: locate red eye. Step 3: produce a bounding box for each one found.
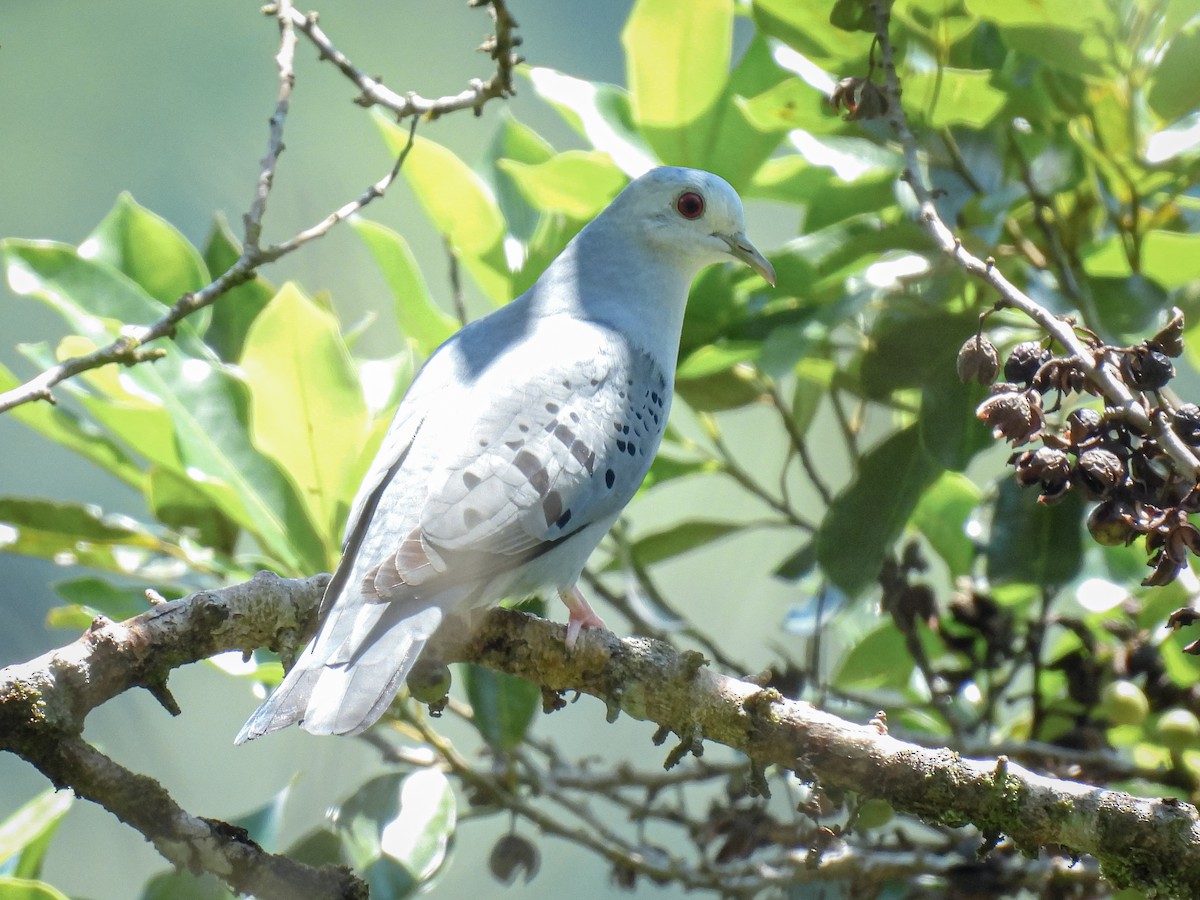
[675,191,705,219]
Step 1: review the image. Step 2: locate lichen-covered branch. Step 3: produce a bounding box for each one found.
[3,572,1198,896]
[0,572,357,898]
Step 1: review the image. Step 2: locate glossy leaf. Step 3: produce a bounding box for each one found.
[352,218,457,358]
[1148,25,1200,122]
[82,193,208,306]
[903,69,1006,130]
[0,790,72,880]
[817,427,943,598]
[146,465,239,554]
[201,215,275,363]
[2,240,209,358]
[463,664,540,752]
[485,110,556,242]
[752,0,866,67]
[985,480,1083,588]
[0,361,142,488]
[792,357,836,438]
[0,878,71,900]
[240,283,369,544]
[919,376,990,471]
[623,0,733,164]
[377,120,510,303]
[0,497,160,571]
[623,519,743,568]
[836,624,912,690]
[911,472,980,578]
[524,67,658,176]
[497,152,627,220]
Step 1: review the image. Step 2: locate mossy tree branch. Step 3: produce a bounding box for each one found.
[2,572,1199,896]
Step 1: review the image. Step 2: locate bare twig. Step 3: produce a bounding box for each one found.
[0,1,517,415]
[866,0,1200,483]
[284,0,522,120]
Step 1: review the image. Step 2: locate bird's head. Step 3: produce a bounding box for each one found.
[615,167,776,287]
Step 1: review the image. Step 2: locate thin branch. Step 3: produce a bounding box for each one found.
[4,572,1200,895]
[283,0,522,120]
[866,0,1200,484]
[0,1,517,415]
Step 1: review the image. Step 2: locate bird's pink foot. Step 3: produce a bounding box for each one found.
[560,586,607,649]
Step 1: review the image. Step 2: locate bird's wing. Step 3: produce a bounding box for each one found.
[361,330,671,602]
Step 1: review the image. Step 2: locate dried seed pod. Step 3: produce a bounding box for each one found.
[1149,308,1185,358]
[1122,345,1175,391]
[489,833,541,885]
[976,386,1045,445]
[1087,498,1138,546]
[1076,448,1127,498]
[1032,356,1089,395]
[957,334,1000,385]
[1004,341,1051,385]
[1066,407,1102,446]
[830,76,889,121]
[1173,404,1200,446]
[1012,448,1070,504]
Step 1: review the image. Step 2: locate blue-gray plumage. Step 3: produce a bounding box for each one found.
[235,166,774,743]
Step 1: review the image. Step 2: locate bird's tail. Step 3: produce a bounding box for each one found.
[234,601,445,744]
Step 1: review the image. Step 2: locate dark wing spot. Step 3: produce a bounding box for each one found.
[506,439,524,452]
[543,491,563,527]
[463,507,484,529]
[554,423,576,447]
[616,439,627,453]
[626,442,637,457]
[570,411,581,423]
[561,379,571,389]
[514,449,550,495]
[622,425,629,434]
[519,422,530,433]
[555,508,573,529]
[546,401,560,414]
[462,471,481,489]
[605,468,616,489]
[571,441,595,474]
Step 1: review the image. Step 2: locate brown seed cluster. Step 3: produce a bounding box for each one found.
[960,309,1200,588]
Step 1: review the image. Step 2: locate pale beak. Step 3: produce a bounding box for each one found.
[720,233,776,286]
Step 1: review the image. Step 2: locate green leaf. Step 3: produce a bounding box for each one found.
[497,152,627,220]
[904,68,1006,129]
[146,466,239,554]
[0,362,143,488]
[3,240,210,358]
[0,878,71,900]
[835,624,913,690]
[861,309,976,400]
[377,120,509,303]
[524,67,658,175]
[49,576,174,626]
[485,111,556,242]
[140,871,233,900]
[638,450,717,493]
[966,0,1114,76]
[752,0,866,66]
[1089,275,1170,342]
[792,357,836,438]
[912,472,981,579]
[83,193,209,306]
[0,498,161,571]
[0,791,72,881]
[352,219,457,358]
[201,215,275,363]
[985,480,1084,588]
[462,664,540,752]
[676,342,760,379]
[919,376,990,471]
[623,0,733,164]
[817,427,943,598]
[240,283,370,545]
[232,783,291,854]
[333,770,455,895]
[624,519,743,568]
[1149,24,1200,121]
